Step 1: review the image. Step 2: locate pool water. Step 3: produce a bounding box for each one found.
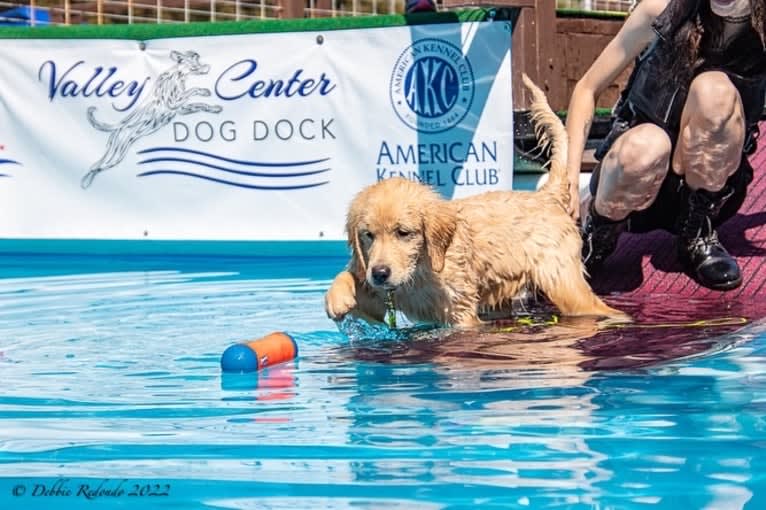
[1,249,766,509]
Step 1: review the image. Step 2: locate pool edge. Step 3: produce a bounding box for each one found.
[0,239,350,257]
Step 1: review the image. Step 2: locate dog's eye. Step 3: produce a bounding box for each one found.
[396,228,413,239]
[360,230,374,242]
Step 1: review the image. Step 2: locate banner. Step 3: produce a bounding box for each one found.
[0,21,513,241]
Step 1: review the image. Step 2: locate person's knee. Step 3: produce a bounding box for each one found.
[595,125,670,217]
[612,124,672,178]
[688,72,743,131]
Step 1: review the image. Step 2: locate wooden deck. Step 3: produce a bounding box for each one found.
[590,122,766,300]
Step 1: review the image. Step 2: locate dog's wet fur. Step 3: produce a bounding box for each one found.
[325,75,627,328]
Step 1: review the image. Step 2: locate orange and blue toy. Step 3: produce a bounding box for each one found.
[220,331,298,373]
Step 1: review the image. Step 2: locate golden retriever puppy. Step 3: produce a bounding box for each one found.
[325,75,626,328]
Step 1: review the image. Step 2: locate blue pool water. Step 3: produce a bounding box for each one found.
[1,246,766,509]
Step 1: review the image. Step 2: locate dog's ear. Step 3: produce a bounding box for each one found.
[424,205,456,273]
[345,208,367,281]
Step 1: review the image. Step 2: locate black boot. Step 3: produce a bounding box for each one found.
[676,187,741,290]
[581,201,626,273]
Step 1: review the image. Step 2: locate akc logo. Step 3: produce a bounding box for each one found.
[389,38,475,133]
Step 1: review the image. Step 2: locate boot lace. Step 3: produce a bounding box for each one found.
[684,216,720,254]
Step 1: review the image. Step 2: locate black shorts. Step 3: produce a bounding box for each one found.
[589,118,756,234]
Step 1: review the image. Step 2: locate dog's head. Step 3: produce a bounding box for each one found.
[345,177,456,290]
[170,50,210,75]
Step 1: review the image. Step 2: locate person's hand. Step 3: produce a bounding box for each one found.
[579,190,593,225]
[567,180,581,222]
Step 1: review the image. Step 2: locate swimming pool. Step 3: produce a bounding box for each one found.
[1,244,765,509]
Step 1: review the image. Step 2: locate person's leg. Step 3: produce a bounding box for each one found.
[582,123,672,271]
[671,71,746,290]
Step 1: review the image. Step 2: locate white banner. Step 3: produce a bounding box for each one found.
[0,21,513,241]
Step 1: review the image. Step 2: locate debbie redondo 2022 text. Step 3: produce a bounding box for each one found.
[10,478,171,499]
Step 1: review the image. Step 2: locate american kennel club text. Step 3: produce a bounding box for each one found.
[376,140,501,187]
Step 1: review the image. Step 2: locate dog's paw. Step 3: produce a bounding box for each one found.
[208,105,223,114]
[197,88,212,97]
[325,277,357,320]
[325,289,357,320]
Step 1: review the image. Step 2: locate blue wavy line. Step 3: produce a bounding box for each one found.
[138,157,331,178]
[0,159,20,165]
[137,170,329,190]
[138,147,330,168]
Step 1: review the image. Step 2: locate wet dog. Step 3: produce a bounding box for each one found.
[325,75,627,328]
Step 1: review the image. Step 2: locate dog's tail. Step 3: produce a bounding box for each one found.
[521,74,570,203]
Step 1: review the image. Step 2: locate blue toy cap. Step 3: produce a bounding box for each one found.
[220,343,258,373]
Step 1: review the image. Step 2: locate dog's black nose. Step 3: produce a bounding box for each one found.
[371,265,391,285]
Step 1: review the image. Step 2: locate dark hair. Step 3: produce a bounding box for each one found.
[752,0,766,48]
[666,5,705,82]
[668,0,766,79]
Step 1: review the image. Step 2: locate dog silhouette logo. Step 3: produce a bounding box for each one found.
[82,50,222,188]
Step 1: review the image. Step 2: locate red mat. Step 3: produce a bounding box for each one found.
[590,122,766,299]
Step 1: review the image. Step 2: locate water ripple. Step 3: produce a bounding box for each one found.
[1,258,766,509]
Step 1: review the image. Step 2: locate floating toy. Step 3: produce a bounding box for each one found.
[220,331,298,373]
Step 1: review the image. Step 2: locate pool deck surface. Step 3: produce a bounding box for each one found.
[591,122,766,299]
